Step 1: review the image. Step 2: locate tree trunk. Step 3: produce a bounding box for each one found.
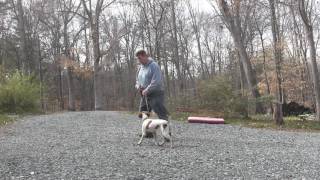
[218,0,263,113]
[171,0,183,91]
[187,2,206,78]
[237,51,246,96]
[92,22,104,110]
[269,0,283,125]
[204,35,216,76]
[299,0,320,121]
[16,0,28,73]
[81,0,108,110]
[63,15,76,111]
[38,37,44,111]
[259,32,273,114]
[163,56,171,97]
[67,67,76,111]
[231,29,263,113]
[58,66,64,110]
[80,77,88,111]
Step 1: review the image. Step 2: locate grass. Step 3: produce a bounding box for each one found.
[226,116,320,132]
[170,111,192,121]
[172,111,320,132]
[0,114,14,126]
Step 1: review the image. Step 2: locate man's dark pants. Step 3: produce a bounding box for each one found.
[140,90,169,120]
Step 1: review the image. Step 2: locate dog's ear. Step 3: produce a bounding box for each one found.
[138,112,143,119]
[146,112,150,117]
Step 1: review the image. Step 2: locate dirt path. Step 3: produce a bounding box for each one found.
[0,111,319,179]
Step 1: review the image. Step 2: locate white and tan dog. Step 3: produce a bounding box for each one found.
[137,112,173,148]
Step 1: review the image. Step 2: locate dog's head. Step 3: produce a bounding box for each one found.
[139,112,150,120]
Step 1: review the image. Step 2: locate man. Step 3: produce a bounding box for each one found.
[135,50,169,121]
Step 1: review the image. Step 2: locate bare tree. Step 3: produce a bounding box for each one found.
[15,0,29,72]
[2,0,320,119]
[170,0,184,91]
[269,0,284,125]
[82,0,116,110]
[254,5,273,114]
[214,0,263,113]
[187,1,207,78]
[60,0,81,111]
[297,0,320,121]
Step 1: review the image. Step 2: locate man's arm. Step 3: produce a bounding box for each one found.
[143,62,162,95]
[135,66,141,90]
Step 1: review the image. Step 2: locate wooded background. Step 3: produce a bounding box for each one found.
[0,0,319,124]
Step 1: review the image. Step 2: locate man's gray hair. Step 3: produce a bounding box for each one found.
[135,50,148,57]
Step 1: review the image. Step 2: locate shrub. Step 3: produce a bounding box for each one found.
[197,76,248,117]
[0,71,40,114]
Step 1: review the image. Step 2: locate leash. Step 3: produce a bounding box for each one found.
[137,89,149,113]
[143,95,150,112]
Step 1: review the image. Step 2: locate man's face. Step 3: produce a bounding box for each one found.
[137,54,149,65]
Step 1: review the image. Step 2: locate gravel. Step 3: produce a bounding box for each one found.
[1,111,320,179]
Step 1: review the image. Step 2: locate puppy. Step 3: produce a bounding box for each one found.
[137,112,173,148]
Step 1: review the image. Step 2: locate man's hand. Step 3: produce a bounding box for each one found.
[138,87,143,94]
[142,89,148,96]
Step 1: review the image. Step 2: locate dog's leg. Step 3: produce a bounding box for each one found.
[170,124,174,148]
[153,132,159,146]
[166,124,173,148]
[137,134,144,145]
[170,134,173,148]
[153,125,164,146]
[138,126,146,145]
[161,125,171,141]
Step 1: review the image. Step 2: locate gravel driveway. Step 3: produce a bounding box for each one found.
[1,111,320,179]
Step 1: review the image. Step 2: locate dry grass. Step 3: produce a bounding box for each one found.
[0,114,13,126]
[172,111,320,132]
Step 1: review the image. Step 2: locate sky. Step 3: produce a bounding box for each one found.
[190,0,214,12]
[107,0,214,14]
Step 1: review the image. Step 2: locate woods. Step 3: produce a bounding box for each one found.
[0,0,320,123]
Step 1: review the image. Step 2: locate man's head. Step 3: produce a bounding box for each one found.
[136,50,149,65]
